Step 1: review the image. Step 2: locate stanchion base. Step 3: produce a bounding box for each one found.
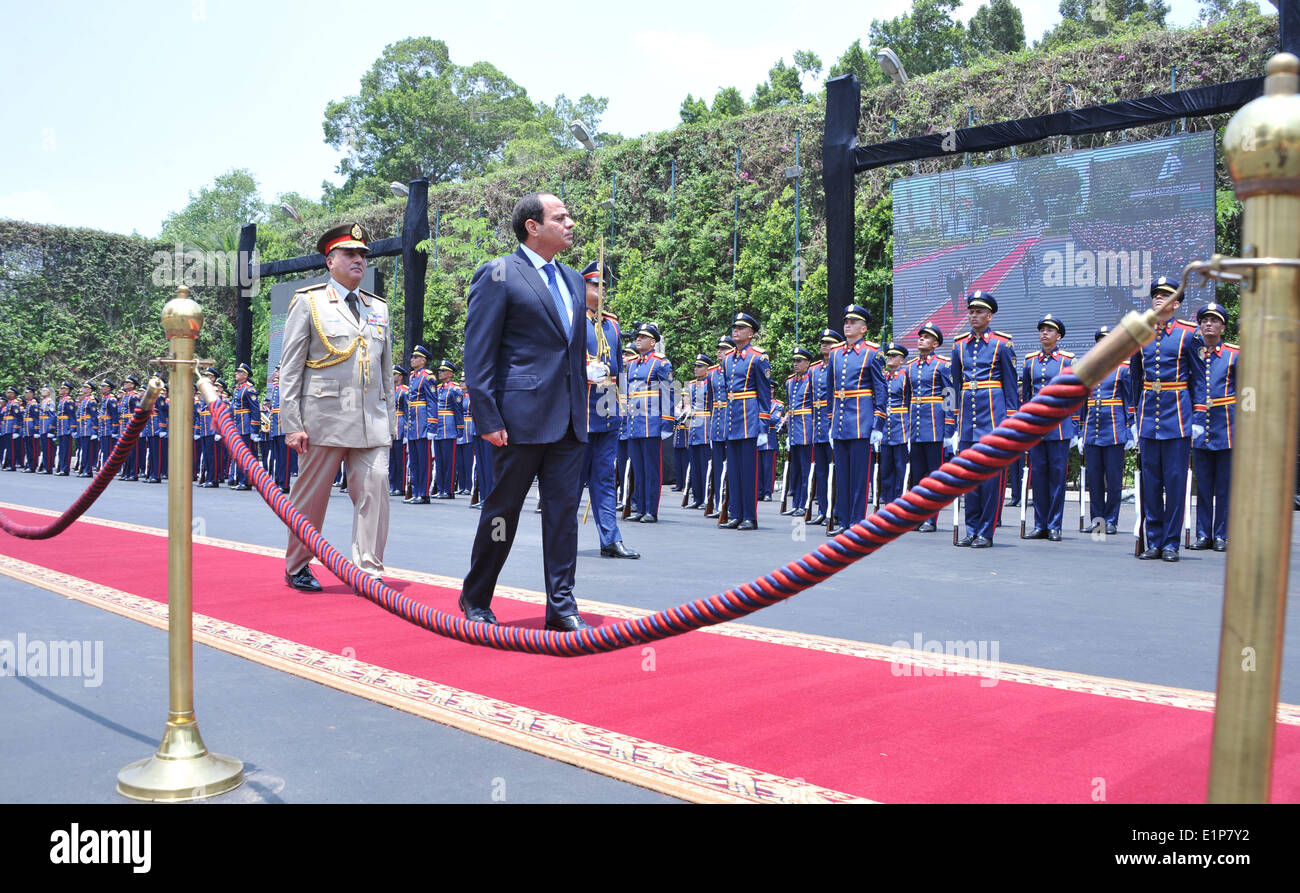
[117,721,243,801]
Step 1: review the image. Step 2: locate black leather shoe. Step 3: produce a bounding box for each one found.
[389,488,403,496]
[285,567,323,592]
[546,614,591,633]
[1161,548,1180,562]
[808,513,826,526]
[235,483,251,491]
[1022,527,1047,540]
[917,520,936,533]
[458,594,497,624]
[1105,522,1119,536]
[1213,538,1227,552]
[955,535,974,547]
[626,512,643,522]
[1047,530,1062,542]
[704,510,720,518]
[970,536,993,549]
[639,514,657,523]
[1086,518,1103,533]
[1189,536,1212,550]
[737,520,757,530]
[688,502,704,510]
[721,519,741,529]
[1138,547,1162,560]
[402,496,429,504]
[827,525,845,536]
[601,541,641,559]
[670,486,683,492]
[1006,499,1020,507]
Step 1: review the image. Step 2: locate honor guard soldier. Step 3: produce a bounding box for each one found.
[191,392,202,481]
[670,396,689,493]
[827,306,886,535]
[153,385,169,482]
[809,329,843,525]
[616,343,636,502]
[455,394,472,495]
[98,379,119,473]
[269,367,292,492]
[721,311,771,530]
[625,322,674,522]
[55,382,75,476]
[1131,276,1205,561]
[466,392,494,504]
[783,347,816,516]
[231,363,260,490]
[879,342,910,506]
[1021,315,1077,541]
[704,335,734,518]
[390,365,409,496]
[0,387,17,470]
[404,345,435,503]
[1081,325,1134,535]
[38,387,55,473]
[214,378,234,484]
[119,376,143,480]
[76,383,98,476]
[23,386,39,472]
[1190,302,1237,552]
[579,259,637,557]
[432,359,464,498]
[947,291,1019,547]
[907,324,952,531]
[759,398,783,500]
[685,354,713,509]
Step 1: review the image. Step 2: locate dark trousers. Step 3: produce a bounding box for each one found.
[407,438,431,498]
[434,438,457,497]
[833,438,872,526]
[1084,443,1124,525]
[457,442,471,492]
[962,439,1005,540]
[1140,436,1191,551]
[1192,447,1232,542]
[880,442,909,506]
[909,440,943,523]
[725,437,758,523]
[200,435,216,484]
[812,441,833,515]
[461,429,584,621]
[629,437,663,515]
[389,440,406,492]
[759,448,776,499]
[710,441,727,503]
[580,428,622,548]
[673,445,690,490]
[688,443,710,504]
[1028,439,1069,532]
[1006,456,1024,502]
[616,438,629,497]
[788,443,812,511]
[57,435,72,474]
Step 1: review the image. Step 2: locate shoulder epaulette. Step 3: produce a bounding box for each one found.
[1224,342,1240,352]
[752,345,767,354]
[1025,350,1040,360]
[1118,359,1130,367]
[1060,350,1075,359]
[601,310,618,321]
[954,332,972,342]
[653,351,666,360]
[1173,319,1197,331]
[294,282,327,295]
[865,340,880,350]
[993,330,1014,342]
[707,364,720,372]
[809,359,825,368]
[359,288,384,304]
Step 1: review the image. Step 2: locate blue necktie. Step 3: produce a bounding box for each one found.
[542,263,571,338]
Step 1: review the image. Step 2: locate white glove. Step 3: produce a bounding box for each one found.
[870,430,883,449]
[1192,424,1205,442]
[1129,425,1137,444]
[161,433,168,439]
[660,429,673,440]
[214,434,221,442]
[946,433,959,454]
[1070,435,1082,454]
[252,434,262,442]
[92,435,98,440]
[1124,436,1136,451]
[426,431,434,441]
[757,432,768,449]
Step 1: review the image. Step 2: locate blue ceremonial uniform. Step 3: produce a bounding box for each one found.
[99,392,120,472]
[119,386,142,480]
[829,338,886,527]
[1131,318,1205,554]
[706,361,729,511]
[390,381,408,494]
[1082,361,1133,528]
[197,395,217,486]
[950,329,1019,541]
[405,365,435,501]
[759,399,782,500]
[785,369,815,513]
[1022,347,1076,534]
[232,380,260,487]
[56,394,75,475]
[76,395,98,475]
[1192,339,1238,545]
[625,349,674,517]
[810,358,834,518]
[906,351,952,525]
[433,378,464,497]
[723,344,771,525]
[684,374,711,506]
[581,309,626,546]
[880,367,909,506]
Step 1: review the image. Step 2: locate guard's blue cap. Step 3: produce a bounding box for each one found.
[792,347,814,361]
[622,343,637,355]
[819,328,844,344]
[125,375,140,386]
[1095,325,1112,342]
[967,291,997,313]
[1037,314,1065,336]
[412,345,432,360]
[917,323,944,346]
[60,381,74,390]
[731,312,759,332]
[1197,302,1227,323]
[717,334,736,349]
[101,379,115,389]
[885,341,908,358]
[844,304,872,324]
[1150,275,1179,298]
[581,260,612,288]
[393,365,407,376]
[237,362,253,376]
[439,359,457,374]
[635,322,661,341]
[694,354,711,367]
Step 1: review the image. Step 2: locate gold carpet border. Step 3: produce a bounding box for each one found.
[0,551,868,805]
[7,502,1295,725]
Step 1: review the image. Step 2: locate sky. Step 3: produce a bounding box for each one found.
[0,0,1275,238]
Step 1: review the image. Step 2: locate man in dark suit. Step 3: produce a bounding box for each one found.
[459,193,592,632]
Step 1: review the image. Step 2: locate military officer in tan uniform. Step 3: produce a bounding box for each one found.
[279,223,396,591]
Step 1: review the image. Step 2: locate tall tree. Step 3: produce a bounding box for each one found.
[711,87,748,118]
[680,93,710,124]
[752,51,821,110]
[1038,0,1171,49]
[1198,0,1262,24]
[159,169,265,243]
[322,38,535,198]
[828,39,887,89]
[867,0,969,79]
[968,0,1026,57]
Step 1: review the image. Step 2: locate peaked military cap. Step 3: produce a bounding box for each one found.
[1095,325,1112,342]
[635,322,661,341]
[966,291,997,313]
[731,312,759,332]
[412,345,432,361]
[1196,302,1227,323]
[317,222,370,257]
[581,260,613,288]
[236,362,253,376]
[792,347,814,361]
[1150,275,1179,298]
[1037,314,1065,336]
[819,328,845,344]
[917,323,944,346]
[884,341,908,358]
[843,304,872,324]
[438,359,457,374]
[693,354,711,367]
[717,334,737,349]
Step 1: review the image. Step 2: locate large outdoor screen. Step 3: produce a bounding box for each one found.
[890,131,1217,357]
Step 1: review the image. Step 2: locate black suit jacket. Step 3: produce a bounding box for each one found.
[464,247,588,445]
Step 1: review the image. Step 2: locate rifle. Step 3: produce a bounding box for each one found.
[620,459,634,519]
[1133,466,1146,556]
[778,456,791,514]
[1019,462,1030,538]
[703,454,715,515]
[952,473,961,546]
[1183,458,1194,548]
[825,461,836,533]
[469,451,479,508]
[1078,451,1087,532]
[717,459,730,526]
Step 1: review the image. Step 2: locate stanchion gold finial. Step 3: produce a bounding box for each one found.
[1207,53,1300,803]
[118,284,243,801]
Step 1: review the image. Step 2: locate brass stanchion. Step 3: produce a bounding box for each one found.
[117,285,243,801]
[1208,53,1300,803]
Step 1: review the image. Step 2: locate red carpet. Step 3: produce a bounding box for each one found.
[916,237,1040,338]
[4,506,1298,803]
